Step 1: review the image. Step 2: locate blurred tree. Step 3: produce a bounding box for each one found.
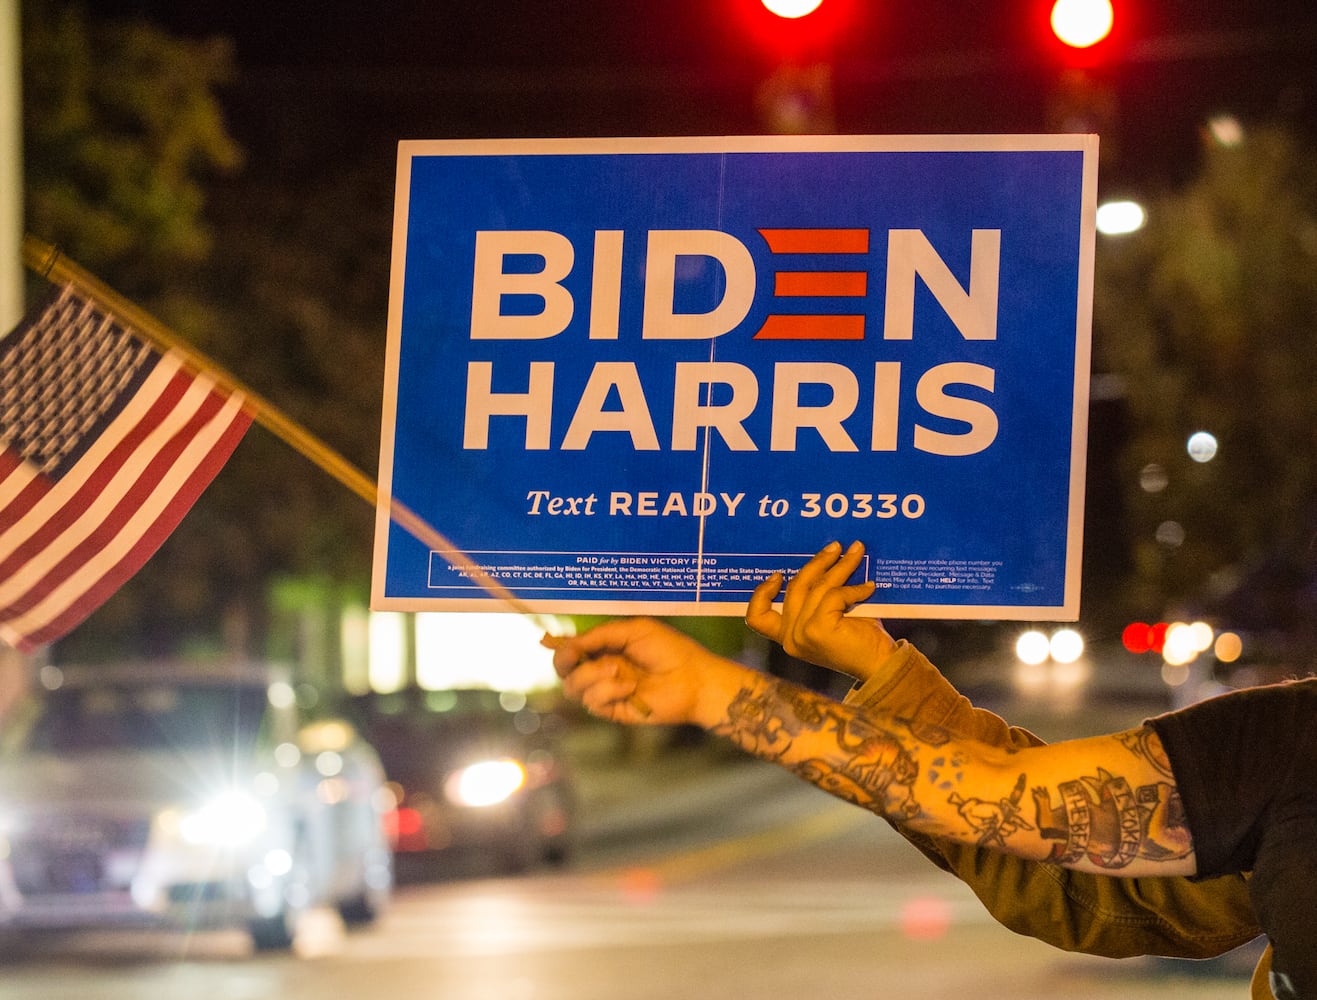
[170,163,393,660]
[22,1,255,660]
[1094,125,1317,639]
[22,0,241,297]
[22,3,392,662]
[23,3,399,666]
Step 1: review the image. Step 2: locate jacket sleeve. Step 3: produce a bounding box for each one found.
[843,640,1261,960]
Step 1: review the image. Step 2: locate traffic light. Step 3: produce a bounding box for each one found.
[1050,0,1114,49]
[736,0,847,62]
[1042,0,1120,70]
[740,0,846,133]
[761,0,824,16]
[1041,0,1120,148]
[1122,622,1169,655]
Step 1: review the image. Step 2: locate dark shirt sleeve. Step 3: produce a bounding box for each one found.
[844,642,1262,961]
[1146,678,1317,878]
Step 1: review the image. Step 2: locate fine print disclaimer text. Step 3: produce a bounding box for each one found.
[427,550,1003,595]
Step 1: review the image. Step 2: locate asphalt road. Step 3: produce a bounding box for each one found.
[0,757,1261,1000]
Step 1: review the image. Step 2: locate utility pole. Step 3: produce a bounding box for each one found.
[0,0,25,703]
[0,0,21,330]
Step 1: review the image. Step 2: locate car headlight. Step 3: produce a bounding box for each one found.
[444,759,526,808]
[178,790,268,847]
[0,810,17,861]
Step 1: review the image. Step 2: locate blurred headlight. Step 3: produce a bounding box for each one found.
[179,790,268,847]
[444,759,526,808]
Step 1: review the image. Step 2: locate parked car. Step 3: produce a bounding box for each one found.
[347,687,575,874]
[0,663,394,950]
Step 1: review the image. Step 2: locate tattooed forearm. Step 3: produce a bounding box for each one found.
[949,773,1035,849]
[709,677,1197,877]
[714,676,925,820]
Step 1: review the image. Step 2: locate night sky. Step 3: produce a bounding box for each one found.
[51,1,1317,638]
[84,0,1317,192]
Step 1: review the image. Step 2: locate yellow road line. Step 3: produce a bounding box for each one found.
[600,802,871,884]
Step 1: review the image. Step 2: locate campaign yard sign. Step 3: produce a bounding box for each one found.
[372,135,1097,620]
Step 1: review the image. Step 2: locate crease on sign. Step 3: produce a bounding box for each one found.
[695,339,715,603]
[694,154,731,601]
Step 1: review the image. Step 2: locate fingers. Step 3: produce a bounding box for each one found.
[542,634,582,679]
[541,618,651,678]
[557,655,639,715]
[837,579,878,611]
[747,541,872,642]
[797,539,866,594]
[782,540,843,602]
[557,655,623,698]
[745,572,785,639]
[782,540,865,617]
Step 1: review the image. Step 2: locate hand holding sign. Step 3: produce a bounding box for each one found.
[746,540,898,684]
[543,618,742,727]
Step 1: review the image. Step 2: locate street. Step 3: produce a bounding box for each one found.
[0,761,1259,1000]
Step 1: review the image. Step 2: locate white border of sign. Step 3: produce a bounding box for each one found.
[373,134,1098,621]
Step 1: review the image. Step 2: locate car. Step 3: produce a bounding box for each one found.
[347,687,576,875]
[0,662,394,950]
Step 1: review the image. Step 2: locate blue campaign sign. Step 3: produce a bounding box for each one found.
[372,135,1097,620]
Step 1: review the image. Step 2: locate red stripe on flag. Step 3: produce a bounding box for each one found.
[0,385,233,621]
[0,449,24,481]
[758,229,870,254]
[0,368,195,581]
[753,315,866,340]
[0,449,52,515]
[773,271,868,297]
[18,406,252,650]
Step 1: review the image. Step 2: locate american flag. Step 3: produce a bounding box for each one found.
[0,285,251,652]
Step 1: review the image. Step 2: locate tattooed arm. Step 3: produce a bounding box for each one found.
[708,669,1196,877]
[547,617,1198,879]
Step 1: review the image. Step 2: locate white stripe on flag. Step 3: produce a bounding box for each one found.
[0,354,188,559]
[0,356,216,601]
[1,388,248,638]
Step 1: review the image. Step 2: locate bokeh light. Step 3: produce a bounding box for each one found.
[1156,520,1186,548]
[762,0,824,17]
[1207,115,1244,148]
[1214,631,1243,663]
[900,895,953,940]
[1139,462,1169,493]
[1162,621,1214,666]
[1015,630,1051,665]
[1050,0,1114,48]
[1161,662,1190,687]
[1187,431,1218,463]
[1049,628,1085,664]
[1096,199,1146,235]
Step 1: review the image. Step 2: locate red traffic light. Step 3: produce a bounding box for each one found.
[1122,622,1169,655]
[1050,0,1113,49]
[737,0,848,61]
[762,0,824,16]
